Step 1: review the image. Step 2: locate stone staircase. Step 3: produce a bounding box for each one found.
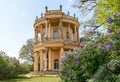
[40,71,59,76]
[25,71,59,77]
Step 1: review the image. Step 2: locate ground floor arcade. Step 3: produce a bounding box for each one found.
[34,47,64,72]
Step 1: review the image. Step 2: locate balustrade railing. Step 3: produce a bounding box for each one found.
[40,37,63,42]
[35,37,79,45]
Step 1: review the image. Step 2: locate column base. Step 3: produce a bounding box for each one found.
[34,70,39,75]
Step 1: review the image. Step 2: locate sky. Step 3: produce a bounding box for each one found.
[0,0,92,58]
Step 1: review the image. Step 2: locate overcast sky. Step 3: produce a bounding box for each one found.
[0,0,92,58]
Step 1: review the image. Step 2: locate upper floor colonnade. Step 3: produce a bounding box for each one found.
[34,5,80,45]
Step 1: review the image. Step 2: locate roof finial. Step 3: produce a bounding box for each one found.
[74,13,76,18]
[60,4,62,11]
[68,11,70,15]
[41,13,43,17]
[45,6,48,12]
[35,16,38,21]
[36,16,38,20]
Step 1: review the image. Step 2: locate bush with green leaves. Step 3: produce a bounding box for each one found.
[0,51,32,80]
[0,51,19,80]
[60,11,120,82]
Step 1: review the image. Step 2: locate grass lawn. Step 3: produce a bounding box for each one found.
[0,76,61,82]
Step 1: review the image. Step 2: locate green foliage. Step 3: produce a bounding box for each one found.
[97,0,120,25]
[19,39,34,64]
[60,0,120,81]
[19,62,33,74]
[0,51,32,80]
[0,51,19,80]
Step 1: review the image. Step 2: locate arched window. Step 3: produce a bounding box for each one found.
[54,59,59,70]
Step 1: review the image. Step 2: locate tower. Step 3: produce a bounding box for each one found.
[34,5,80,73]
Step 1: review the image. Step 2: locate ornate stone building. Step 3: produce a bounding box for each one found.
[34,5,80,73]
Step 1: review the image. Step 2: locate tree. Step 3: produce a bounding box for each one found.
[19,39,34,64]
[97,0,120,25]
[73,0,97,16]
[0,50,32,80]
[0,51,20,80]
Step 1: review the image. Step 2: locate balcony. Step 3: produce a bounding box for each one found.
[35,37,79,46]
[40,37,63,42]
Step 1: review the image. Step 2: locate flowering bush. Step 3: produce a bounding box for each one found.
[60,12,120,82]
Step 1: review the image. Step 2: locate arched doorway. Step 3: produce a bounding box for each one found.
[54,59,59,70]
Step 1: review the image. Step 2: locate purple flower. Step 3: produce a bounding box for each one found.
[117,64,120,68]
[105,44,112,51]
[61,58,67,64]
[73,48,78,51]
[80,42,84,48]
[116,31,120,34]
[65,51,71,58]
[73,48,81,52]
[62,68,67,73]
[73,55,80,63]
[106,17,112,23]
[70,64,74,69]
[84,31,89,35]
[84,29,95,35]
[94,44,97,48]
[107,66,115,73]
[101,42,114,51]
[107,28,112,33]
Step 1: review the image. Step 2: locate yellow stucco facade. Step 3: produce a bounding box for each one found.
[33,5,80,73]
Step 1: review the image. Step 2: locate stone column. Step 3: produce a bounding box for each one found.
[59,19,63,40]
[59,47,64,70]
[35,29,38,44]
[40,51,43,71]
[49,22,51,38]
[68,24,70,34]
[77,28,80,43]
[45,19,48,38]
[34,52,38,72]
[68,23,70,40]
[48,48,52,70]
[44,47,48,71]
[74,25,77,41]
[40,25,43,41]
[44,53,47,71]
